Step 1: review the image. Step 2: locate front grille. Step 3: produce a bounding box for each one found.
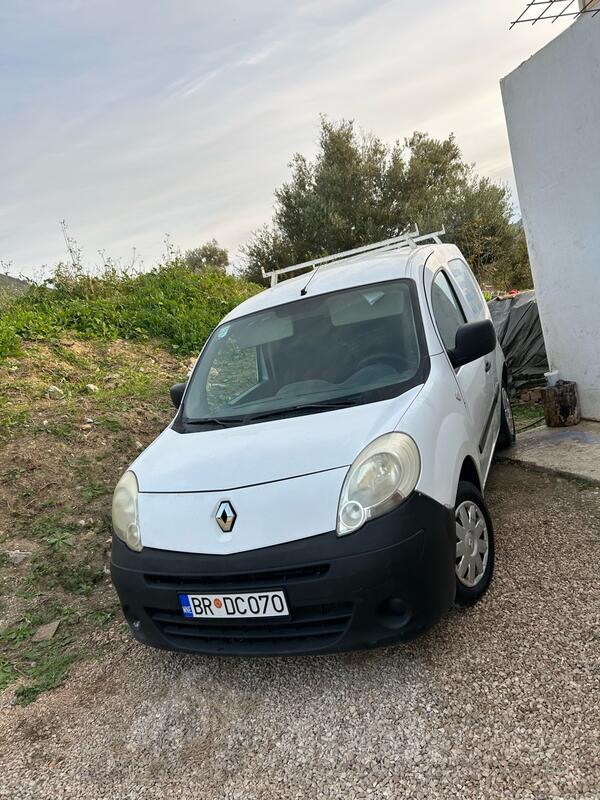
[144,563,330,591]
[147,602,353,654]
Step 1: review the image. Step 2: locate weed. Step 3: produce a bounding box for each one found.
[0,619,36,644]
[0,401,29,438]
[86,609,114,626]
[26,515,79,543]
[0,605,84,702]
[38,420,76,440]
[95,416,123,432]
[0,656,15,691]
[24,551,104,596]
[44,528,74,551]
[82,482,109,501]
[14,639,78,706]
[513,403,543,422]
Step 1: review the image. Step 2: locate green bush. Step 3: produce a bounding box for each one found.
[0,261,262,359]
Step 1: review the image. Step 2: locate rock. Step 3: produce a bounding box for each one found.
[103,373,123,388]
[85,384,99,394]
[135,440,144,450]
[7,550,31,566]
[47,385,64,399]
[32,620,60,642]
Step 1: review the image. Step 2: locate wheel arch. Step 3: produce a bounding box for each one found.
[458,456,482,496]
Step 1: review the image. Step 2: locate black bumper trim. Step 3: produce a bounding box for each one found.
[111,492,455,655]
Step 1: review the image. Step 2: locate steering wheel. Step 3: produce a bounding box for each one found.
[354,352,405,373]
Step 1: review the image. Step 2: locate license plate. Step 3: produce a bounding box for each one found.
[179,590,289,619]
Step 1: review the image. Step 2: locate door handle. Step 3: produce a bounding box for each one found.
[484,360,491,372]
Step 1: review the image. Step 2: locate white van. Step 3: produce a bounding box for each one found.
[111,230,515,655]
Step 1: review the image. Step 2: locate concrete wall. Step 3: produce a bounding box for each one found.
[501,20,600,420]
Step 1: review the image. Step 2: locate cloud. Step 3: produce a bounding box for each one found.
[0,0,570,275]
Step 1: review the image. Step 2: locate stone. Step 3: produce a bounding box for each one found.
[32,620,60,642]
[7,550,31,566]
[85,384,99,394]
[47,385,64,399]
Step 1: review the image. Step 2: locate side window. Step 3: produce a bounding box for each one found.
[448,258,487,321]
[431,271,466,351]
[206,337,259,410]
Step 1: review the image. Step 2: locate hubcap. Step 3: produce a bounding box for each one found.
[455,501,489,588]
[502,387,514,434]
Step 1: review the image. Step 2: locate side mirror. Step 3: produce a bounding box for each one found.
[169,382,187,409]
[448,320,496,369]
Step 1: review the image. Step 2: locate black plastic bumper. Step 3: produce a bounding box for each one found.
[110,492,455,656]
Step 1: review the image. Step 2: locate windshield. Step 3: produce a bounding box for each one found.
[181,280,426,427]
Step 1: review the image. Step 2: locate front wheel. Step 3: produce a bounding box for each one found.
[454,481,495,607]
[496,384,516,451]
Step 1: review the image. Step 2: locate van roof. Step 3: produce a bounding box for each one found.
[226,242,462,322]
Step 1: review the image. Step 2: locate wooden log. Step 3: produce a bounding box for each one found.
[543,380,581,427]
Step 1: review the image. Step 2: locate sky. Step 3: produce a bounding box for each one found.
[0,0,571,278]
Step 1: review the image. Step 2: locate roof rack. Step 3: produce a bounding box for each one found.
[262,226,446,287]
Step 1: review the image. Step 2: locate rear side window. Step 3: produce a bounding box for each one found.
[431,271,466,351]
[448,258,487,321]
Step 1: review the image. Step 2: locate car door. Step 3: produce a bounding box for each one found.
[430,268,495,478]
[446,257,500,472]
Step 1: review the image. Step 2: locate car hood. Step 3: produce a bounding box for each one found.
[131,385,423,492]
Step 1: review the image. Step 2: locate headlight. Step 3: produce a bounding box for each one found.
[112,471,142,551]
[337,433,420,536]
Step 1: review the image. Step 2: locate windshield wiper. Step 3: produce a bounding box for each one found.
[185,416,245,428]
[185,399,360,428]
[242,399,361,423]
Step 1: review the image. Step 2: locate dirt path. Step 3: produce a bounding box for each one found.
[1,463,598,800]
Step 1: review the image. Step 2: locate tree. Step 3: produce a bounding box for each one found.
[183,239,229,273]
[241,118,531,290]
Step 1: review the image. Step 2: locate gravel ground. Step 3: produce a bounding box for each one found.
[0,462,598,800]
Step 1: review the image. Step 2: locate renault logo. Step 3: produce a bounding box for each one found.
[215,501,236,532]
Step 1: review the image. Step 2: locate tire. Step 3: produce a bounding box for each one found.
[496,383,516,451]
[454,481,495,608]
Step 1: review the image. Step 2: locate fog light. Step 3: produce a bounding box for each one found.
[379,597,411,630]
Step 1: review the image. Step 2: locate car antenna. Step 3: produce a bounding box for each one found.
[300,264,321,296]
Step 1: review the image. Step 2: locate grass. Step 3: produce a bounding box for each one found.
[0,260,261,361]
[512,402,545,432]
[0,604,84,705]
[14,645,79,706]
[82,482,110,501]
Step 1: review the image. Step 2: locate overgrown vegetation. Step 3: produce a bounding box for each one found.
[0,257,261,361]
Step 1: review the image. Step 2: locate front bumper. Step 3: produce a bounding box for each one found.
[110,492,455,656]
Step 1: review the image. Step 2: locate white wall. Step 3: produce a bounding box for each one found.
[501,20,600,420]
